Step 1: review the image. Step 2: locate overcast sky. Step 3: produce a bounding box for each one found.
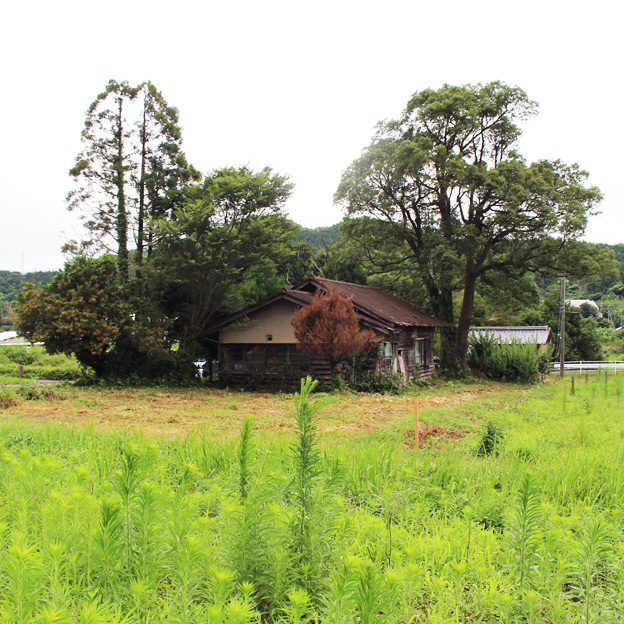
[1,0,621,273]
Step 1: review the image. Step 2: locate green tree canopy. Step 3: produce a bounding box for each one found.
[15,256,168,377]
[336,82,604,372]
[149,166,296,353]
[66,80,198,276]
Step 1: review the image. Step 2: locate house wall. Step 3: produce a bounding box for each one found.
[376,327,435,380]
[219,300,298,344]
[218,298,438,384]
[220,300,388,345]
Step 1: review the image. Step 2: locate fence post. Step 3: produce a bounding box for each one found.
[18,365,23,378]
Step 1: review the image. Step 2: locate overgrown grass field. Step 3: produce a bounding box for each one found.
[0,374,622,622]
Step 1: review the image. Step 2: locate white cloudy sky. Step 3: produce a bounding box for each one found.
[1,0,621,272]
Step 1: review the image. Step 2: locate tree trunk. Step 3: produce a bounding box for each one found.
[115,95,128,280]
[435,287,463,375]
[137,96,147,266]
[456,265,478,368]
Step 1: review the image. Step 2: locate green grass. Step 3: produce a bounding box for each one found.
[0,375,623,622]
[0,346,81,380]
[0,375,33,384]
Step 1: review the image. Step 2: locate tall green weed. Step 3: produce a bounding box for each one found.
[0,375,622,621]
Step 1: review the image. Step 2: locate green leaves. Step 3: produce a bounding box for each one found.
[67,80,197,270]
[571,517,614,623]
[507,473,542,592]
[237,416,256,500]
[15,255,168,378]
[150,166,296,346]
[290,377,332,590]
[336,81,603,371]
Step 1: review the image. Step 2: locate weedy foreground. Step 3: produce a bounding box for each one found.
[0,374,622,622]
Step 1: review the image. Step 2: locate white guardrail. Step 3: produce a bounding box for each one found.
[551,361,624,374]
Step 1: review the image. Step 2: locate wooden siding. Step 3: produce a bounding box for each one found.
[219,329,437,386]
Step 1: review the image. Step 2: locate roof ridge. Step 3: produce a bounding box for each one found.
[471,325,550,330]
[315,276,381,290]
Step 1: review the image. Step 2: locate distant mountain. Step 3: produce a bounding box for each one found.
[295,224,341,249]
[0,270,58,305]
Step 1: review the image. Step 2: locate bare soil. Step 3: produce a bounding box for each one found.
[0,380,523,439]
[404,425,470,445]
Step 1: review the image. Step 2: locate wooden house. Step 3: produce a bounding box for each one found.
[208,277,445,384]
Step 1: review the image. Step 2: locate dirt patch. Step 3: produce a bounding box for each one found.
[420,389,498,407]
[405,425,469,444]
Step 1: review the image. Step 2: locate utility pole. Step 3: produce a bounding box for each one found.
[559,275,566,378]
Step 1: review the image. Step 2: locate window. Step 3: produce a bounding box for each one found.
[414,338,425,366]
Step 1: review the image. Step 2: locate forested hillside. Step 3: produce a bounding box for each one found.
[0,270,57,330]
[294,223,340,248]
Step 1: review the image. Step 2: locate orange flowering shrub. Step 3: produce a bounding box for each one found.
[16,256,167,377]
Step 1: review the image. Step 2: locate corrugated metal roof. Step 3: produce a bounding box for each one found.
[568,299,599,309]
[469,326,553,345]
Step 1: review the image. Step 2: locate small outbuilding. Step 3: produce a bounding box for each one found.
[208,277,445,384]
[469,326,554,351]
[0,331,31,346]
[567,299,602,318]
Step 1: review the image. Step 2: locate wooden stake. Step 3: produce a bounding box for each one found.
[414,400,419,450]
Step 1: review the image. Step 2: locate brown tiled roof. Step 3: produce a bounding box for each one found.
[206,277,444,335]
[285,290,314,305]
[293,277,445,328]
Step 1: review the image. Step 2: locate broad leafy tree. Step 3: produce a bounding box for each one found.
[336,82,603,371]
[291,288,375,381]
[150,166,296,353]
[15,256,167,377]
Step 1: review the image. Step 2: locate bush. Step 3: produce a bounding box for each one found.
[0,389,17,409]
[475,420,505,457]
[16,384,66,401]
[342,344,406,394]
[348,370,405,394]
[0,347,82,380]
[468,334,552,383]
[5,348,38,365]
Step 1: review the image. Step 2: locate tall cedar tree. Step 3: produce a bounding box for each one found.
[291,288,375,378]
[67,80,198,276]
[67,80,136,277]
